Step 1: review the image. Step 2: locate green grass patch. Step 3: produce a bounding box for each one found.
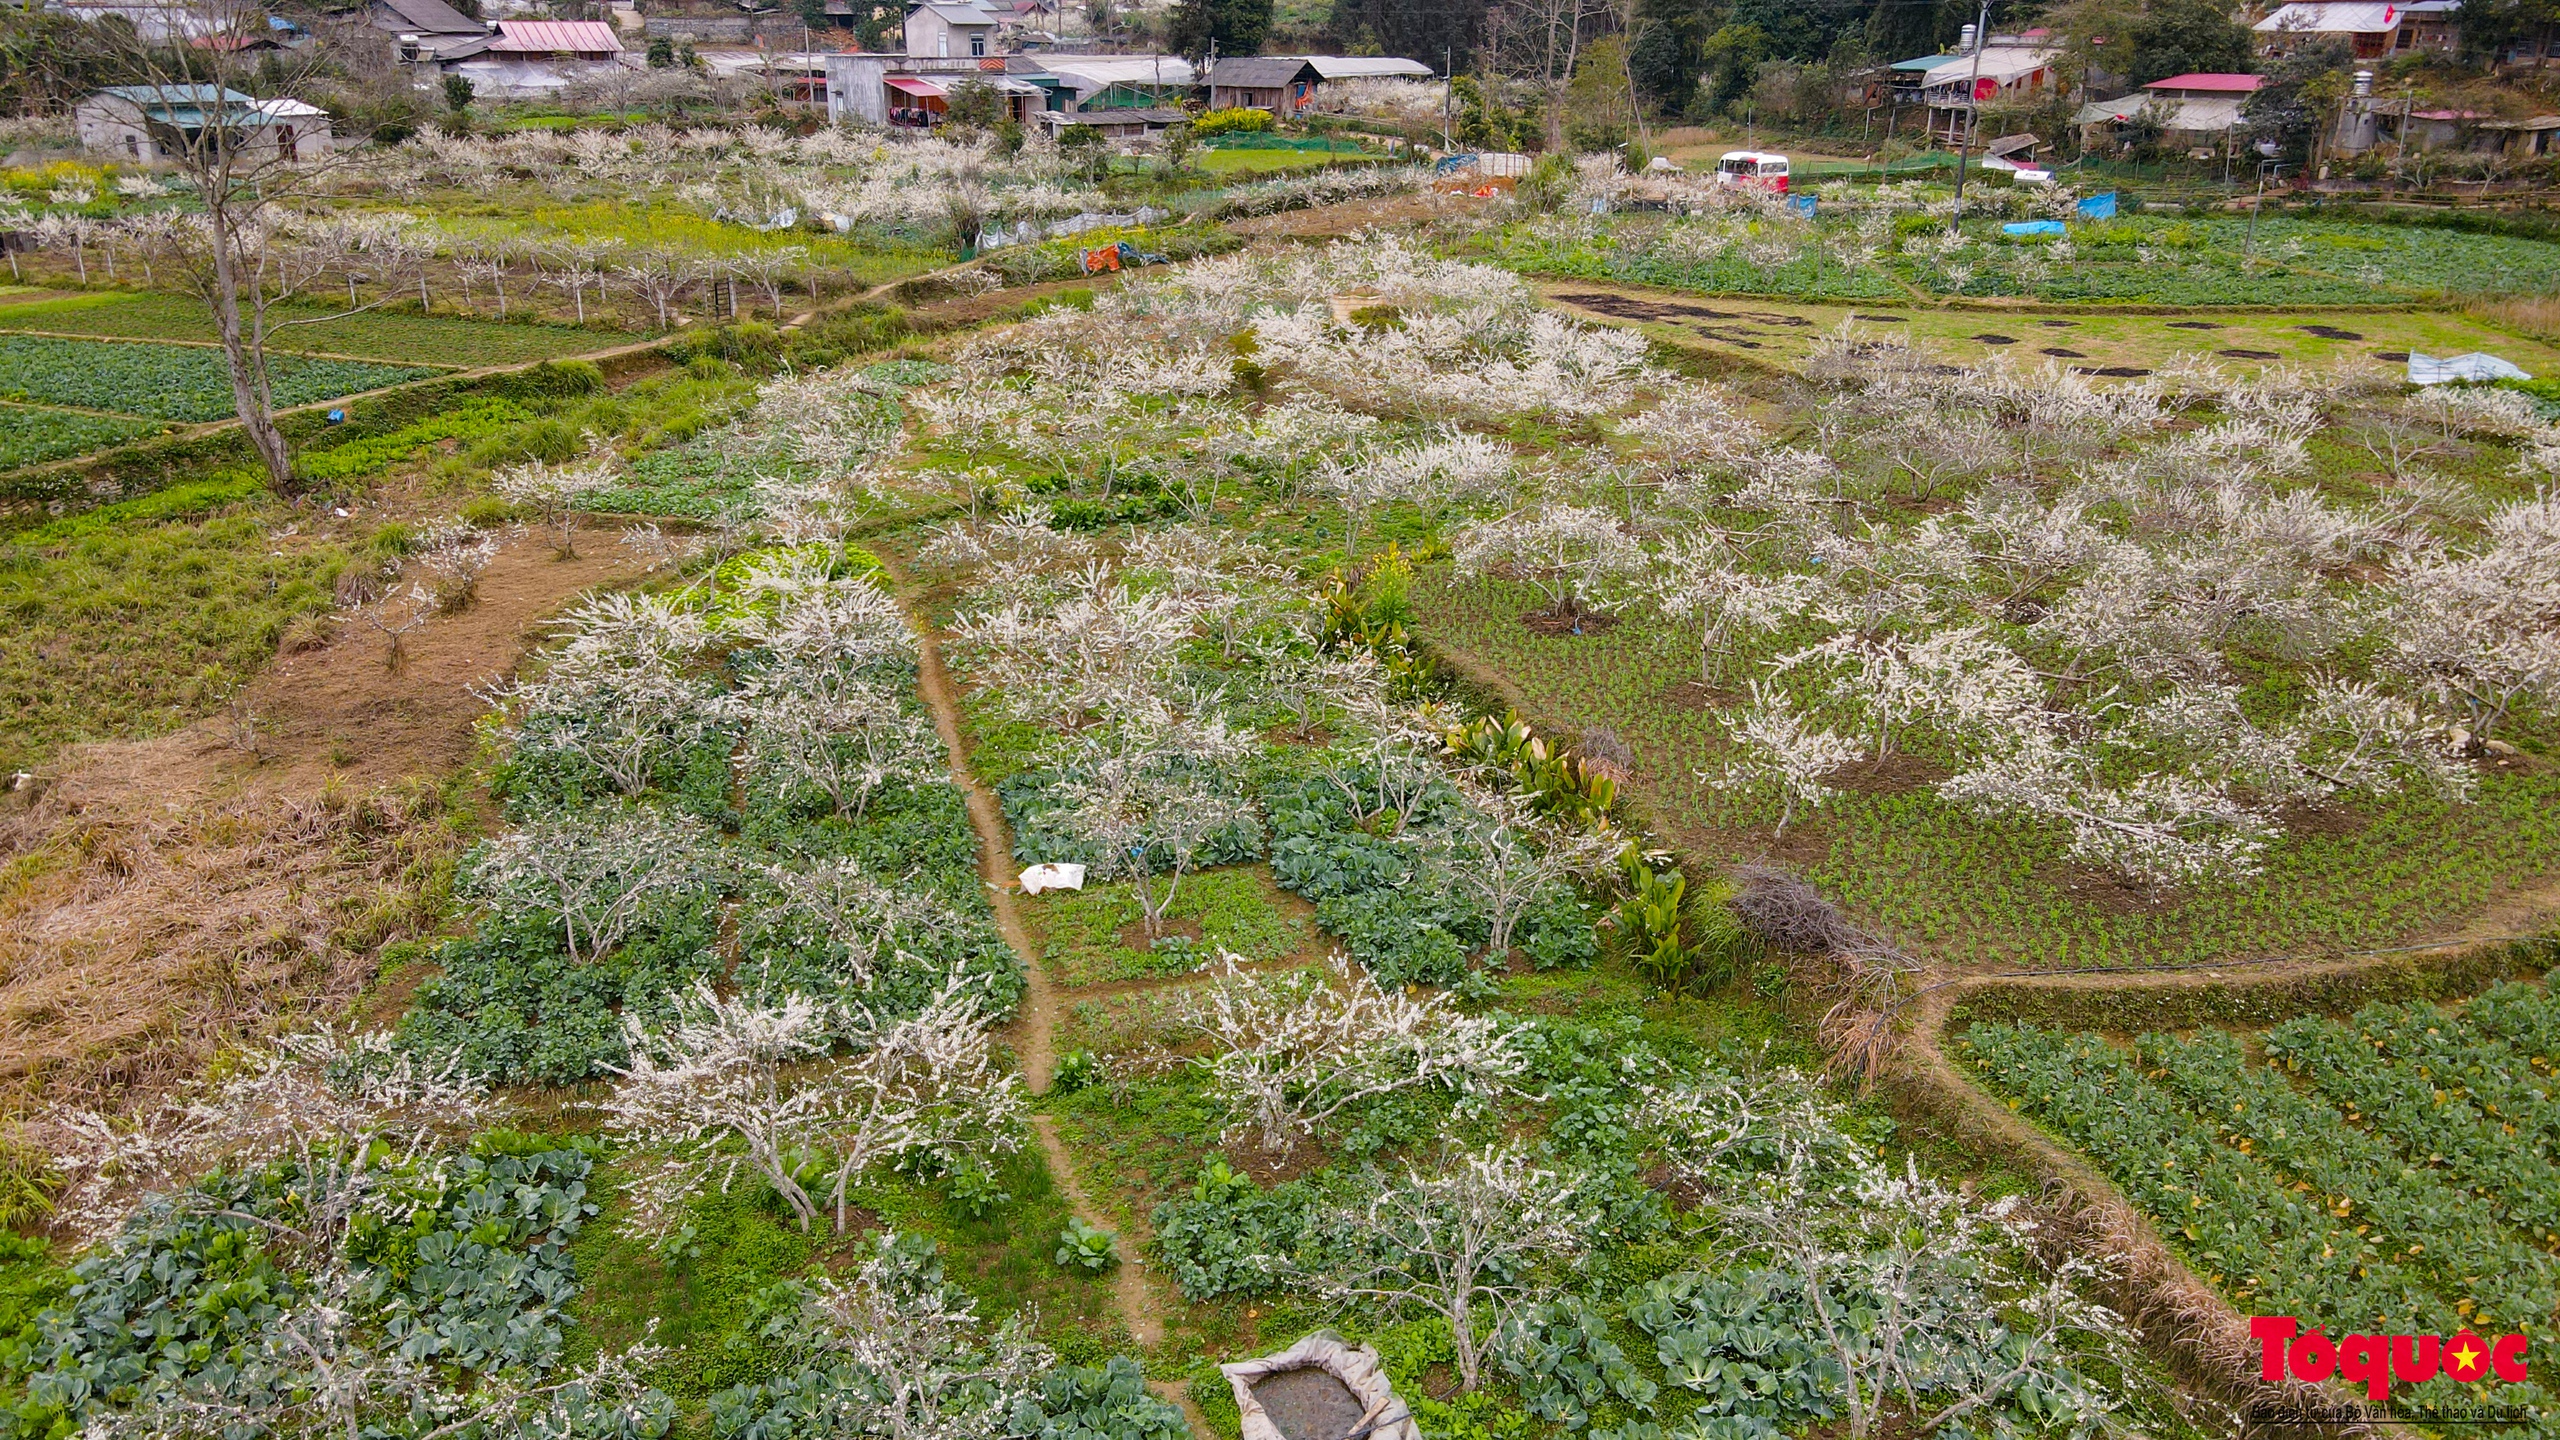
[0,290,622,365]
[0,498,345,770]
[0,335,435,422]
[1023,864,1313,987]
[0,402,159,468]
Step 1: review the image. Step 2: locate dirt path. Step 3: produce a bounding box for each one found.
[873,556,1207,1429]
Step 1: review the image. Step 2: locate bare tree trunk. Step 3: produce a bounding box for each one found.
[207,206,295,490]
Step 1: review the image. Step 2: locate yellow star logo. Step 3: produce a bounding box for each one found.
[2451,1342,2483,1376]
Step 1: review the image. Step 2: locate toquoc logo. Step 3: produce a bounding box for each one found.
[2254,1317,2529,1402]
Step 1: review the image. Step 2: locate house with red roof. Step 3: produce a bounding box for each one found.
[438,18,634,98]
[2073,72,2261,153]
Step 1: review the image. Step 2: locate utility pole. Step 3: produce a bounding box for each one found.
[1442,44,1452,152]
[1947,0,1991,236]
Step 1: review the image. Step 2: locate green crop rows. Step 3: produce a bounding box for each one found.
[0,291,615,366]
[1964,992,2560,1423]
[0,336,436,422]
[0,402,156,468]
[1487,212,2560,306]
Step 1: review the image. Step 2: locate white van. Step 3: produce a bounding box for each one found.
[1712,150,1791,193]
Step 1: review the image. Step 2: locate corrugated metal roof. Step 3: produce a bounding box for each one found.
[1920,47,2054,88]
[375,0,484,35]
[2074,94,2248,130]
[1297,55,1431,78]
[2144,72,2262,91]
[1039,55,1193,88]
[489,19,622,51]
[884,74,947,95]
[2255,1,2401,32]
[1209,56,1317,87]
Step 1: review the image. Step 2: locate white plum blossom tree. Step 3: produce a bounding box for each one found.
[597,977,1025,1236]
[1298,1144,1593,1392]
[1452,505,1642,628]
[1710,682,1865,836]
[1182,954,1528,1155]
[1050,709,1258,938]
[463,807,719,963]
[950,577,1201,730]
[493,442,622,559]
[34,1029,500,1246]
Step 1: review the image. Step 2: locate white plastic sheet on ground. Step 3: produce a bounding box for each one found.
[1018,863,1086,895]
[2409,352,2533,385]
[1222,1333,1420,1440]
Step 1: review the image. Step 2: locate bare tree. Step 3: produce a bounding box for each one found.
[620,247,696,331]
[68,0,392,490]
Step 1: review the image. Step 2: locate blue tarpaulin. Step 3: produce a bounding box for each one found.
[2076,191,2119,220]
[1790,194,1818,218]
[2002,219,2066,237]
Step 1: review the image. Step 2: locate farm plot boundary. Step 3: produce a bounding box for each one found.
[0,341,670,521]
[1889,935,2560,1432]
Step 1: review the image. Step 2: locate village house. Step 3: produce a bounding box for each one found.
[75,83,331,163]
[1916,29,2059,146]
[2075,72,2261,154]
[2255,0,2462,60]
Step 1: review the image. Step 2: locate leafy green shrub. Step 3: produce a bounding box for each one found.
[1501,1298,1657,1429]
[1051,1050,1100,1093]
[1150,1166,1311,1300]
[1192,107,1274,136]
[1053,1217,1117,1273]
[1016,1359,1187,1440]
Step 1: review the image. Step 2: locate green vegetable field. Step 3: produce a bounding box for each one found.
[0,402,155,468]
[0,335,436,422]
[1964,980,2560,1423]
[0,290,621,366]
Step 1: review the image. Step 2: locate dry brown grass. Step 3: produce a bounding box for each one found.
[0,774,469,1107]
[2471,294,2560,345]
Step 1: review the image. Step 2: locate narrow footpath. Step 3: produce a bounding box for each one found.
[877,555,1212,1434]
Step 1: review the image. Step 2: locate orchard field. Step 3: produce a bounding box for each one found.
[2,136,2557,1440]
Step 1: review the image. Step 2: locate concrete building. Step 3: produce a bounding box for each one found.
[75,84,331,163]
[904,0,1000,58]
